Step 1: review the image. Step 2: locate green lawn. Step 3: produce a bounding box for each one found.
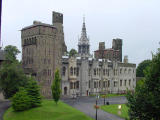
[101,104,129,119]
[103,94,126,98]
[90,93,126,98]
[4,100,93,120]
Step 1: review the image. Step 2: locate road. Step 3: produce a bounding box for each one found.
[0,101,10,120]
[62,96,127,120]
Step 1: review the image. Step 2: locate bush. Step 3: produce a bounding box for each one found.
[12,88,31,111]
[25,77,42,107]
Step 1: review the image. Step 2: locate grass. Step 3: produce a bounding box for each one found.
[101,104,129,119]
[89,93,126,98]
[102,94,126,98]
[3,100,93,120]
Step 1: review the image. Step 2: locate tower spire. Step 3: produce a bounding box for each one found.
[78,16,90,57]
[83,14,85,23]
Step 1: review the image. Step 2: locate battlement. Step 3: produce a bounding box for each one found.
[52,11,63,24]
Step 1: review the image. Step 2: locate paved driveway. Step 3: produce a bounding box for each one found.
[0,101,10,120]
[62,96,127,120]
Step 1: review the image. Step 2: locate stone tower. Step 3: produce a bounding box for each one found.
[78,17,90,58]
[52,11,67,71]
[112,38,123,62]
[21,11,67,98]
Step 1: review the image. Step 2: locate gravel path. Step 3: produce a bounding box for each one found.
[62,96,127,120]
[0,101,10,120]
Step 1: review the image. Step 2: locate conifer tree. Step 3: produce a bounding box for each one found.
[127,48,160,120]
[51,69,61,104]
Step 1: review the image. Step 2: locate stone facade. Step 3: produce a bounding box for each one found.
[21,11,67,98]
[61,20,136,97]
[94,38,122,62]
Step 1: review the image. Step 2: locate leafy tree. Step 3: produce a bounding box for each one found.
[4,45,20,62]
[69,49,77,57]
[0,62,28,98]
[127,48,160,120]
[136,59,151,77]
[12,87,31,111]
[51,69,61,104]
[25,77,42,107]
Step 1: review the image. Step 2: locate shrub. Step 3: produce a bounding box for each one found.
[25,77,42,107]
[12,88,31,111]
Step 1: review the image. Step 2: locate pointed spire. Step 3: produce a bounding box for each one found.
[81,15,87,38]
[83,14,85,23]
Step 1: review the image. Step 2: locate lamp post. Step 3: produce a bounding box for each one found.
[94,95,99,120]
[118,104,122,116]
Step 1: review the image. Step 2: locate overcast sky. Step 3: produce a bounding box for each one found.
[1,0,160,65]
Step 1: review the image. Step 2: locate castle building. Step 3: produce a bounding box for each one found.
[61,19,136,97]
[21,11,67,98]
[94,39,122,62]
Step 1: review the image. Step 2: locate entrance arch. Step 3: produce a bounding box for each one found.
[64,87,67,95]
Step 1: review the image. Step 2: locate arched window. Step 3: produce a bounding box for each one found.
[62,67,66,76]
[70,67,73,76]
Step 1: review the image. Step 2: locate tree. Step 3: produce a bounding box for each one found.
[69,49,77,57]
[0,62,28,98]
[25,77,42,107]
[51,69,61,104]
[4,45,20,62]
[12,87,31,111]
[136,59,151,77]
[127,48,160,120]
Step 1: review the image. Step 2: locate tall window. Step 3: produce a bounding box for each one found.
[124,80,127,86]
[94,81,96,88]
[108,81,110,87]
[77,67,79,76]
[76,81,79,89]
[74,67,76,75]
[120,68,122,74]
[94,69,96,76]
[62,67,66,76]
[129,79,131,86]
[120,80,122,86]
[103,81,105,88]
[70,67,73,76]
[103,69,105,75]
[114,81,117,87]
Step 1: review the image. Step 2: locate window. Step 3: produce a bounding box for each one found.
[114,81,117,87]
[94,69,96,76]
[77,67,79,76]
[124,80,127,86]
[76,81,79,89]
[120,80,122,86]
[108,69,109,76]
[70,67,73,76]
[108,81,110,87]
[89,80,91,88]
[70,82,73,89]
[129,79,131,86]
[120,68,122,74]
[94,82,96,88]
[103,69,105,75]
[103,81,105,88]
[124,68,127,74]
[62,67,66,76]
[99,81,101,88]
[74,67,76,75]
